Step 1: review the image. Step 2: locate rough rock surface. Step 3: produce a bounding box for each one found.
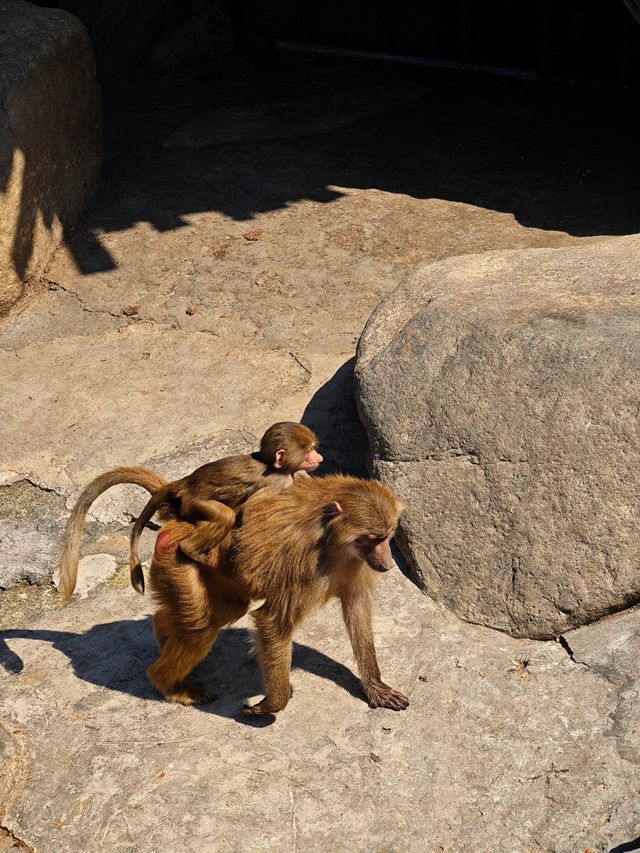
[0,481,68,589]
[0,0,101,315]
[52,553,117,599]
[355,236,640,640]
[1,571,639,852]
[1,52,638,850]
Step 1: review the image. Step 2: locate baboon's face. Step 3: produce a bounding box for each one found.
[354,532,398,573]
[298,446,323,472]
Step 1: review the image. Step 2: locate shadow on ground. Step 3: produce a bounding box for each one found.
[0,619,364,725]
[54,51,640,276]
[610,838,640,853]
[301,357,369,478]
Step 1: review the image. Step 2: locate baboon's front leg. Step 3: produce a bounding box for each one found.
[340,585,409,711]
[243,606,293,716]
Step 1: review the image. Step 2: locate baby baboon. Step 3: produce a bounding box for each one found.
[130,421,321,589]
[58,422,321,601]
[144,474,409,714]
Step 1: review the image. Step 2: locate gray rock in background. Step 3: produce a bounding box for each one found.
[0,520,57,589]
[0,0,101,314]
[50,0,234,80]
[355,235,640,639]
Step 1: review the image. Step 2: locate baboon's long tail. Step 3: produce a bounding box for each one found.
[58,466,167,603]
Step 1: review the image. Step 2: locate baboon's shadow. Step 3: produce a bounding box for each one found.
[0,618,363,724]
[610,838,640,853]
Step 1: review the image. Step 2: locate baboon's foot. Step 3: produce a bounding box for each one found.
[242,684,292,716]
[365,681,409,711]
[179,540,212,565]
[164,679,215,706]
[242,697,286,716]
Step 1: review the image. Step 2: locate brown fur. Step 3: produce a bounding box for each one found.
[144,474,409,714]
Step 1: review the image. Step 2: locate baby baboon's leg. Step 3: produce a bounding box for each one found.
[243,606,293,716]
[179,498,236,564]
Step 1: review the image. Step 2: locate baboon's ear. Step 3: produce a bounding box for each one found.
[323,501,343,522]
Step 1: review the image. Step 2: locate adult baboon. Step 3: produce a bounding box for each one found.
[59,474,409,715]
[147,474,408,714]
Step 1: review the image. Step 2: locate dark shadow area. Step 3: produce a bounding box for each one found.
[0,153,114,285]
[301,357,369,478]
[0,3,109,307]
[611,838,640,853]
[6,2,640,297]
[0,10,102,316]
[0,619,364,723]
[57,46,640,281]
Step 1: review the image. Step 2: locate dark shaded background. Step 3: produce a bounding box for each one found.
[33,0,640,85]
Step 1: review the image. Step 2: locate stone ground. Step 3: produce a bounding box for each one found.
[1,51,639,851]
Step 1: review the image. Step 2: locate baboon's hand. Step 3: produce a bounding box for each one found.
[365,681,409,711]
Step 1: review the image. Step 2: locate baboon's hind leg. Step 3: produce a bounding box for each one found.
[147,626,220,705]
[152,607,173,650]
[243,606,294,716]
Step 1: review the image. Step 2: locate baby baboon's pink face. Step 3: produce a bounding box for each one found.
[298,446,323,472]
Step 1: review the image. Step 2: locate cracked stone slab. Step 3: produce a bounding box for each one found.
[562,608,640,768]
[355,235,640,639]
[0,287,125,352]
[0,520,58,588]
[0,570,638,852]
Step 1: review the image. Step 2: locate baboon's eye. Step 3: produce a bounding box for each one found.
[363,534,387,547]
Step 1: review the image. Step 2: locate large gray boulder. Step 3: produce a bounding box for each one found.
[0,1,100,314]
[355,236,640,639]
